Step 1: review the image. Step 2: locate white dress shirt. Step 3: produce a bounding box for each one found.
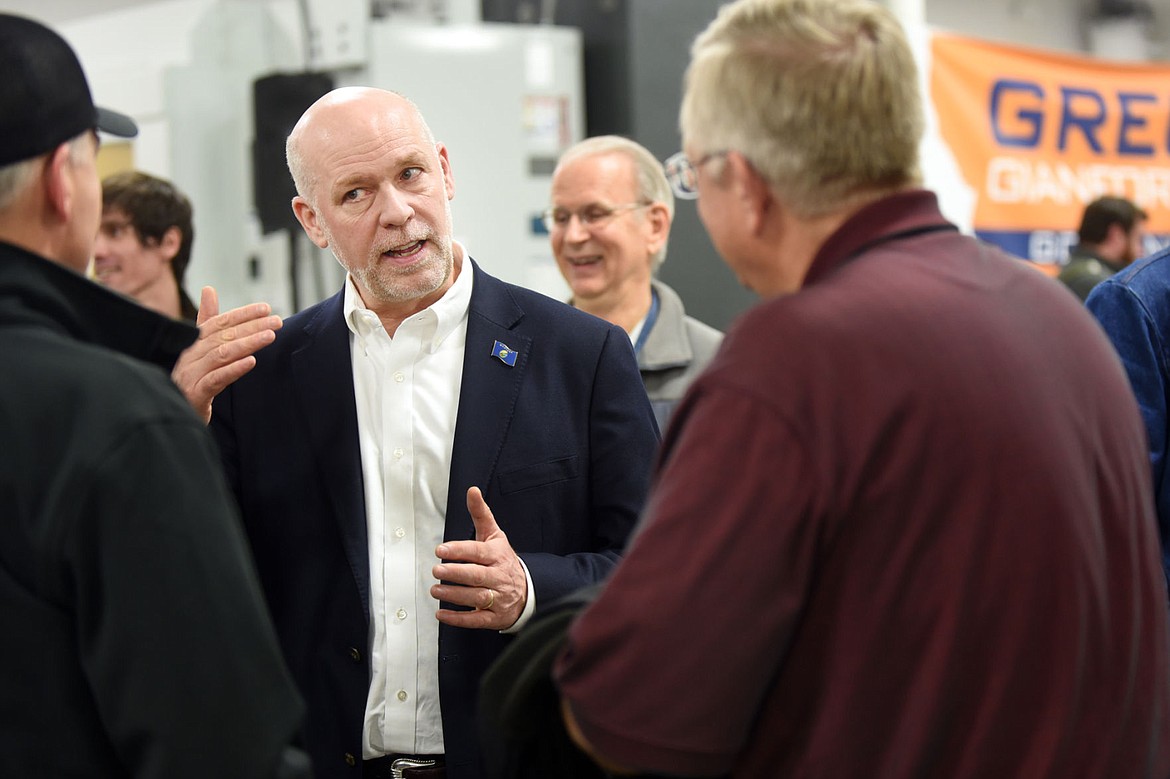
[348,262,472,757]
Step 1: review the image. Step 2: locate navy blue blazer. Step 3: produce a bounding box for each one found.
[210,260,659,779]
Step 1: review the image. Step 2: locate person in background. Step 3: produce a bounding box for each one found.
[1086,239,1170,598]
[175,86,659,779]
[93,170,199,321]
[0,12,310,778]
[547,135,722,429]
[552,0,1170,776]
[1058,195,1148,301]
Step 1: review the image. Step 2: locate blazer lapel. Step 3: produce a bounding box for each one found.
[445,261,530,541]
[291,292,372,618]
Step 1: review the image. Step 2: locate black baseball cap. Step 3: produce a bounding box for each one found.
[0,13,138,167]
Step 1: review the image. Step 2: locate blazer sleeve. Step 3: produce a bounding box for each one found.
[517,325,661,607]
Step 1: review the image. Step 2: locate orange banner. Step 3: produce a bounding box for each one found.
[930,31,1170,264]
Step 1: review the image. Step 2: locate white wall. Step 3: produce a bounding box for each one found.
[927,0,1085,54]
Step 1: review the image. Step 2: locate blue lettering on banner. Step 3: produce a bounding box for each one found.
[989,79,1165,156]
[991,79,1044,148]
[1058,87,1106,153]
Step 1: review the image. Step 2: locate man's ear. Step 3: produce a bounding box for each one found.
[159,225,182,261]
[42,144,74,223]
[726,151,771,235]
[437,142,456,201]
[645,202,671,258]
[292,196,329,248]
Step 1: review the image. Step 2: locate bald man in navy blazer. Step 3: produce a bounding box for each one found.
[176,87,659,779]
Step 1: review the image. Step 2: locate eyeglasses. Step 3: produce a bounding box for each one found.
[541,201,650,232]
[664,150,729,200]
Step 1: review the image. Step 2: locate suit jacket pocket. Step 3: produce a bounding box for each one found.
[497,456,579,495]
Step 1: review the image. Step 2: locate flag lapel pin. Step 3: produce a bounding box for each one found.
[491,340,518,367]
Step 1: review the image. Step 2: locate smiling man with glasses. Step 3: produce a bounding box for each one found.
[554,0,1170,776]
[547,135,722,430]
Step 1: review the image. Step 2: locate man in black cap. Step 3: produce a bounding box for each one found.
[0,13,312,778]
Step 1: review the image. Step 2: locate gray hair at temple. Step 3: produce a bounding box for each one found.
[555,135,675,270]
[0,134,89,211]
[680,0,925,218]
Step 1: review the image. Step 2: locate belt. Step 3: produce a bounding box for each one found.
[363,754,446,779]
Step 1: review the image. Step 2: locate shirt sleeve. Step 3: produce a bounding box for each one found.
[502,557,537,634]
[63,416,305,779]
[554,383,821,777]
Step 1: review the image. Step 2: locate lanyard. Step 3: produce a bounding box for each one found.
[633,288,661,356]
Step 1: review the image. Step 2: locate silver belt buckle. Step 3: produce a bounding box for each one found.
[390,757,437,779]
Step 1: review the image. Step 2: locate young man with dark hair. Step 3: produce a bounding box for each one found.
[94,170,198,320]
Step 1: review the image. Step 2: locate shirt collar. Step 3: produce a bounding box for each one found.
[0,240,197,371]
[802,190,956,287]
[343,249,473,352]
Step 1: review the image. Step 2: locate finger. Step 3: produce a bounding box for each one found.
[175,329,277,390]
[430,582,494,610]
[204,304,281,337]
[193,355,260,398]
[431,560,491,587]
[197,286,219,326]
[186,313,282,363]
[434,606,502,630]
[434,539,495,567]
[201,327,279,367]
[466,485,501,543]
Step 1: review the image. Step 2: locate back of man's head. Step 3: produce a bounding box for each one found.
[0,13,137,170]
[102,171,195,286]
[1078,196,1147,246]
[0,14,136,248]
[680,0,923,218]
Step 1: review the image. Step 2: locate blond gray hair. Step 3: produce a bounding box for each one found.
[680,0,923,218]
[555,135,674,269]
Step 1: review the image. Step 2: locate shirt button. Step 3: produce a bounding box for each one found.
[394,372,405,383]
[393,448,404,460]
[345,753,356,766]
[395,527,406,539]
[397,690,408,702]
[348,647,361,662]
[396,608,407,620]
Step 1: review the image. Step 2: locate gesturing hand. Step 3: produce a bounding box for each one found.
[431,486,528,630]
[172,286,283,423]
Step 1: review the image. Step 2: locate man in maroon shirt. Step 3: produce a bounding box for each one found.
[551,0,1170,776]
